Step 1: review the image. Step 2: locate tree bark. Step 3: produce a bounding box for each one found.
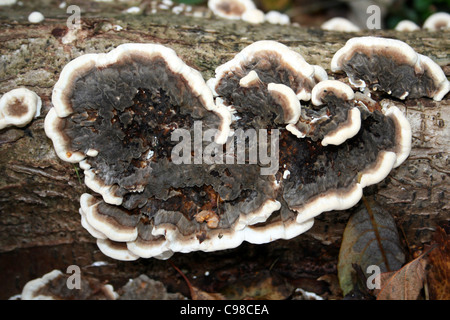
[0,1,448,299]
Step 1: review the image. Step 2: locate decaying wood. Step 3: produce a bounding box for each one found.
[0,1,448,299]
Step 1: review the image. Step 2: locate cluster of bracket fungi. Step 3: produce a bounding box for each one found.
[44,37,449,261]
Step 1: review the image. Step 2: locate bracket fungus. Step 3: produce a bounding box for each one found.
[21,269,117,300]
[208,0,263,23]
[46,40,415,261]
[0,88,42,130]
[207,40,321,103]
[279,101,411,225]
[394,20,420,32]
[423,12,450,31]
[331,36,450,101]
[321,17,361,32]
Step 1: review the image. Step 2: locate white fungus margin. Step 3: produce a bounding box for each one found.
[0,88,42,130]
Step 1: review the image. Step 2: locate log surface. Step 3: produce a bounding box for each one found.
[0,1,449,299]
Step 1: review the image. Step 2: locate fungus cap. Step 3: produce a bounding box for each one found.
[382,104,412,168]
[416,54,450,101]
[311,79,354,106]
[320,107,360,146]
[321,17,360,32]
[331,37,418,73]
[208,0,256,20]
[331,36,449,101]
[0,88,42,130]
[21,269,118,300]
[46,43,232,205]
[267,82,301,124]
[209,40,317,101]
[284,103,411,224]
[21,270,63,300]
[395,20,420,32]
[423,12,450,31]
[81,193,139,242]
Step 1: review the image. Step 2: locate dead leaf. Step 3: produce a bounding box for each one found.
[338,198,405,296]
[426,227,450,300]
[376,251,427,300]
[371,271,395,297]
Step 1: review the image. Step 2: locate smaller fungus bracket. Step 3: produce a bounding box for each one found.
[423,12,450,31]
[311,80,355,106]
[208,40,321,103]
[0,88,41,130]
[79,194,107,240]
[207,40,324,133]
[267,83,301,125]
[80,193,141,260]
[208,0,257,20]
[395,20,420,32]
[312,80,360,146]
[278,95,412,225]
[331,36,450,101]
[21,269,118,300]
[380,103,412,168]
[321,17,361,32]
[21,270,64,300]
[83,195,139,243]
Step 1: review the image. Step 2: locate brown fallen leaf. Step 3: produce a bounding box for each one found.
[426,227,450,300]
[376,250,428,300]
[338,198,405,296]
[169,260,226,300]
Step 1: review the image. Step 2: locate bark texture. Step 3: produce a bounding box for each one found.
[0,1,449,299]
